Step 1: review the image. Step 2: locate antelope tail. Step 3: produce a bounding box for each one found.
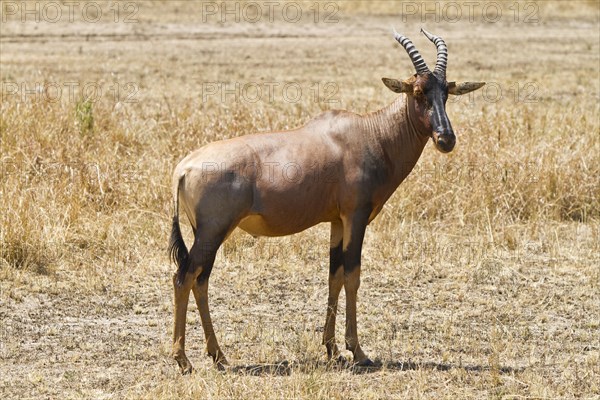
[169,175,189,286]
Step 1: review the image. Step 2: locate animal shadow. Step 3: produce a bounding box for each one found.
[229,359,524,376]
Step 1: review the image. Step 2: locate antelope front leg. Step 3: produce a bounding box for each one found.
[323,220,344,361]
[342,210,373,366]
[172,273,194,374]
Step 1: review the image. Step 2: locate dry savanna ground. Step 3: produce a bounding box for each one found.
[1,1,599,399]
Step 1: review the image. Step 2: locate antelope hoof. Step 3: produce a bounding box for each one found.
[215,360,228,371]
[174,355,193,375]
[335,355,350,368]
[212,353,229,371]
[324,354,349,370]
[215,360,229,371]
[355,357,375,368]
[326,344,341,361]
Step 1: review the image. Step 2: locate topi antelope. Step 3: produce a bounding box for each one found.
[169,29,485,374]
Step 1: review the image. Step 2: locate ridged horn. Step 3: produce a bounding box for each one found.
[421,28,448,79]
[392,27,430,75]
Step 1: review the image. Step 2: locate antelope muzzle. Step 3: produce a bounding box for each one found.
[433,131,456,153]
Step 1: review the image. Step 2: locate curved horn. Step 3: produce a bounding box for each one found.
[421,28,448,79]
[392,27,430,75]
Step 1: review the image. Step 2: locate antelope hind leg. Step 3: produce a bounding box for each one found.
[172,272,195,374]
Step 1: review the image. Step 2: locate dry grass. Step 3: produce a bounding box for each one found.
[1,1,599,399]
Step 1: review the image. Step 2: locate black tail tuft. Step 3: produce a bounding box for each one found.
[169,213,189,286]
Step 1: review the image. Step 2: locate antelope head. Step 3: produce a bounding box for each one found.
[382,29,485,153]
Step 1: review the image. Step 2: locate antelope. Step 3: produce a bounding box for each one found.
[169,29,485,374]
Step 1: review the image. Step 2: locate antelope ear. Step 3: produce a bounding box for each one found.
[448,81,486,95]
[382,78,413,93]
